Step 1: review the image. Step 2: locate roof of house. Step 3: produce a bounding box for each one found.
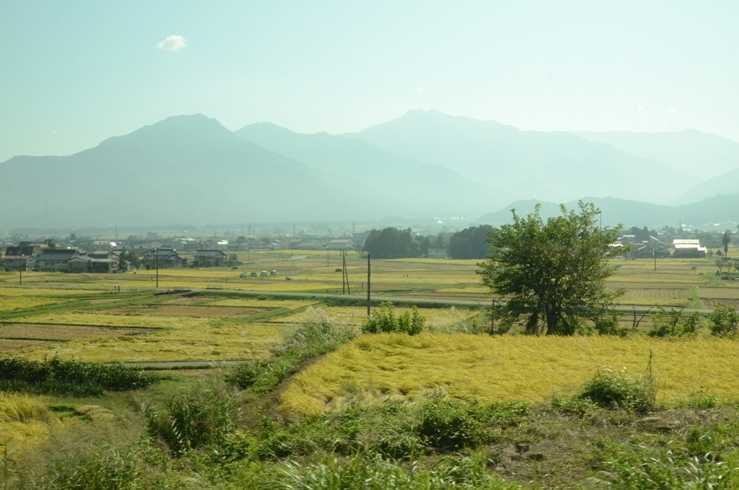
[194,250,227,256]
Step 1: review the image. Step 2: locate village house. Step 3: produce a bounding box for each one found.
[192,249,227,267]
[30,248,83,272]
[672,239,707,258]
[142,248,184,268]
[0,242,39,271]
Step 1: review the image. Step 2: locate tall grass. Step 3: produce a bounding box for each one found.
[226,318,357,392]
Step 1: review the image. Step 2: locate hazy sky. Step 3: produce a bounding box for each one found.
[2,0,738,162]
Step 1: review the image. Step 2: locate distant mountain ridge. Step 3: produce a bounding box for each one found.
[478,195,739,228]
[2,110,739,228]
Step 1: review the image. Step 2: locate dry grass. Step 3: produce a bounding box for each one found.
[280,333,739,415]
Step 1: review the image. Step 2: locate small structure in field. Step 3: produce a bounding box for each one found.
[193,249,227,267]
[142,248,184,268]
[672,239,707,258]
[31,248,83,272]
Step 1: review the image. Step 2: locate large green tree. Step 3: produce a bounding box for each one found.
[363,227,421,259]
[448,225,495,259]
[480,202,621,335]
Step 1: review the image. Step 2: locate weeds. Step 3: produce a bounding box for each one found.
[146,381,238,455]
[578,353,656,413]
[226,320,356,392]
[709,304,738,337]
[362,304,426,335]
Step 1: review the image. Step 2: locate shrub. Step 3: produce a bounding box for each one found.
[709,305,738,337]
[417,395,484,451]
[593,314,624,336]
[578,367,655,413]
[362,305,426,335]
[648,308,701,337]
[146,381,238,454]
[0,357,155,396]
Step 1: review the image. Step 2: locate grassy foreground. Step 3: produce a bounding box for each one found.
[281,333,739,415]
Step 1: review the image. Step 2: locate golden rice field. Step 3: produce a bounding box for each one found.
[280,334,739,415]
[1,251,739,308]
[0,393,52,450]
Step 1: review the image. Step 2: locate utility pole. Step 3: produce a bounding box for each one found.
[490,296,496,335]
[155,247,159,289]
[341,250,350,295]
[19,268,22,286]
[366,253,371,318]
[653,246,656,272]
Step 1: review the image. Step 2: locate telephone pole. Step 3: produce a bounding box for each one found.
[490,297,496,335]
[19,268,22,286]
[366,253,371,318]
[155,247,159,289]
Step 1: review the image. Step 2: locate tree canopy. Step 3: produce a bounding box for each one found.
[448,225,495,259]
[363,227,421,259]
[480,202,621,335]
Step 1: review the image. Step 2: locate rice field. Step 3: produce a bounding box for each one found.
[2,252,739,365]
[280,333,739,415]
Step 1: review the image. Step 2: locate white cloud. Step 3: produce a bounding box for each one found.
[157,35,187,52]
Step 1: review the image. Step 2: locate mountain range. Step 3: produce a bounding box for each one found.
[1,110,739,228]
[478,195,739,228]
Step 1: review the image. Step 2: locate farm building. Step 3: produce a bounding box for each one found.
[193,249,227,267]
[67,251,121,273]
[0,242,38,271]
[30,248,83,272]
[324,239,354,250]
[142,248,184,268]
[0,255,29,271]
[672,239,707,258]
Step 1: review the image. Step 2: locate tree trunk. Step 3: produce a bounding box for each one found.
[545,306,559,335]
[525,311,540,335]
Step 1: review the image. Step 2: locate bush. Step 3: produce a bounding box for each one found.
[362,305,426,335]
[146,381,238,454]
[0,357,155,396]
[417,395,484,451]
[578,367,655,413]
[648,308,701,337]
[709,305,738,337]
[593,314,621,336]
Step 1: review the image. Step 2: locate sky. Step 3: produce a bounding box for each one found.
[2,0,739,162]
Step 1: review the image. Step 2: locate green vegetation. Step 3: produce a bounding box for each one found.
[480,202,621,335]
[363,227,425,258]
[226,319,356,392]
[362,304,426,335]
[0,357,155,396]
[447,225,495,259]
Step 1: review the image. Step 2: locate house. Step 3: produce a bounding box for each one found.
[0,242,38,271]
[142,248,184,268]
[672,239,707,258]
[192,249,227,267]
[30,248,83,272]
[0,255,29,271]
[324,239,354,250]
[66,251,121,273]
